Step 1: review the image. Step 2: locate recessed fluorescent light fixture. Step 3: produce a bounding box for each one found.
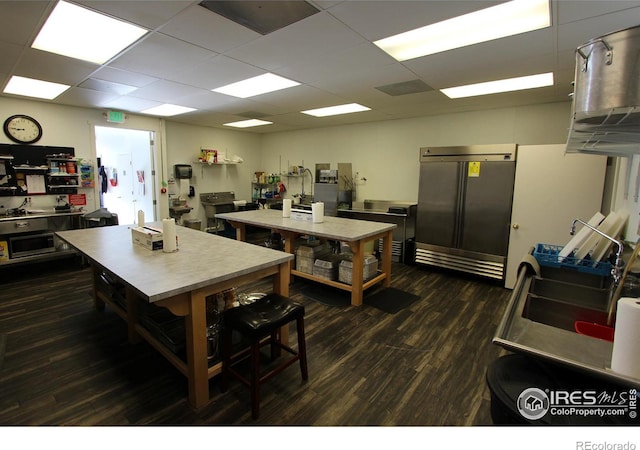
[374,0,550,61]
[213,73,299,98]
[3,75,70,99]
[224,119,273,128]
[141,104,196,116]
[440,72,554,99]
[32,0,148,64]
[301,103,371,117]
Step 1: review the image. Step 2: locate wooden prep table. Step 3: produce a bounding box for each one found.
[56,223,293,409]
[216,209,396,306]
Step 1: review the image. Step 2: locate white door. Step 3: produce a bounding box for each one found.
[505,144,607,288]
[95,126,155,226]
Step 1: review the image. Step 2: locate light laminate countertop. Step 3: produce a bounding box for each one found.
[216,209,396,241]
[56,222,293,303]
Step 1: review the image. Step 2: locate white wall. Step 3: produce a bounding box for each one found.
[164,121,262,225]
[260,102,574,202]
[0,97,163,215]
[3,97,608,234]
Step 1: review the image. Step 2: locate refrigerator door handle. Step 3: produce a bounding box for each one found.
[454,162,467,248]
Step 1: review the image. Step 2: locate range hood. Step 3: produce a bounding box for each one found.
[566,25,640,156]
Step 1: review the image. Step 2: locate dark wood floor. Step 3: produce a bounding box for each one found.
[0,253,511,426]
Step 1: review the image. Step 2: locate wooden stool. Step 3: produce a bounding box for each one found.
[221,293,308,419]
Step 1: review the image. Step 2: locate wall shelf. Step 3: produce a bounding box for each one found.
[195,161,241,166]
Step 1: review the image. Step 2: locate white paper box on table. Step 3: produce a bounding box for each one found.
[290,208,312,221]
[131,226,163,250]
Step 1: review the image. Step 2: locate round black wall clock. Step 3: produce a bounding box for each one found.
[3,114,43,144]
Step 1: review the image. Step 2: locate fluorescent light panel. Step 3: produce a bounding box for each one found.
[224,119,273,128]
[440,72,554,99]
[374,0,550,61]
[141,104,196,116]
[3,75,70,99]
[213,73,299,98]
[32,0,148,65]
[301,103,370,117]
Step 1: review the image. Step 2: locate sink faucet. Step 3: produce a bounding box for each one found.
[569,218,624,285]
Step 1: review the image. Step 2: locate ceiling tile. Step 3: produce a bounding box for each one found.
[326,0,502,41]
[0,0,636,133]
[14,48,98,85]
[225,12,366,71]
[169,55,263,90]
[159,2,260,53]
[76,0,194,29]
[90,66,158,88]
[108,32,216,79]
[0,1,50,46]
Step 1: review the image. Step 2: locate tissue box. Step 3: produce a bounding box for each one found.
[290,208,312,222]
[131,226,163,250]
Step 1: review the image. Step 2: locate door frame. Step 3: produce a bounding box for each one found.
[88,121,164,224]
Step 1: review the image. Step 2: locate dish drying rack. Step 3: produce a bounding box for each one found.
[533,243,614,277]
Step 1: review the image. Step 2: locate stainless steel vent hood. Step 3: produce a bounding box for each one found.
[566,25,640,156]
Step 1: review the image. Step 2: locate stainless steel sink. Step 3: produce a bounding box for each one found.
[493,255,640,388]
[522,270,611,332]
[537,265,610,288]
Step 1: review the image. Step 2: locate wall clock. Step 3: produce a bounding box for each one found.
[3,114,43,144]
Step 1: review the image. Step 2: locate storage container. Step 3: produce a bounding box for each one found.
[312,255,341,281]
[296,255,315,274]
[296,242,331,274]
[339,255,378,284]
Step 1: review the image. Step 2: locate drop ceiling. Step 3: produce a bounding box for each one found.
[1,0,639,134]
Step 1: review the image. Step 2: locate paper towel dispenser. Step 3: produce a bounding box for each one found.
[174,164,192,179]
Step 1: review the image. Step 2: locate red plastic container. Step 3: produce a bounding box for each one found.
[574,321,615,342]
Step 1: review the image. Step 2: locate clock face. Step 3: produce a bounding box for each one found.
[3,115,43,144]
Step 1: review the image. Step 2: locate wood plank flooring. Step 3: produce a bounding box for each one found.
[0,254,511,425]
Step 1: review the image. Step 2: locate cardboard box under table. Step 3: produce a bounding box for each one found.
[295,242,331,274]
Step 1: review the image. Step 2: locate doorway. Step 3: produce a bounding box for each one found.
[95,126,156,225]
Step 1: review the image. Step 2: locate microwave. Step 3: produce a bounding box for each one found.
[9,232,56,258]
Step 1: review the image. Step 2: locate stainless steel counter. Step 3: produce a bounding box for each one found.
[338,200,416,263]
[0,210,84,222]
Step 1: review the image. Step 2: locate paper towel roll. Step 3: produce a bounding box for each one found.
[611,297,640,378]
[162,218,178,253]
[312,202,324,223]
[283,199,292,218]
[137,210,145,228]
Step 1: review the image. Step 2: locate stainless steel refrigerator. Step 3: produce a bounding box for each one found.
[415,144,517,280]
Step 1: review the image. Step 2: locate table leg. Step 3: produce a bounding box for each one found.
[125,286,142,344]
[281,230,298,273]
[185,290,209,408]
[350,240,364,306]
[381,230,393,287]
[273,261,291,344]
[229,221,246,241]
[91,265,105,311]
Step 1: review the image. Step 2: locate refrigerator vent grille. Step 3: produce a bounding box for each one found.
[415,247,504,280]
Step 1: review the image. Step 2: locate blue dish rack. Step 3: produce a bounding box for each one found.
[532,243,614,277]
